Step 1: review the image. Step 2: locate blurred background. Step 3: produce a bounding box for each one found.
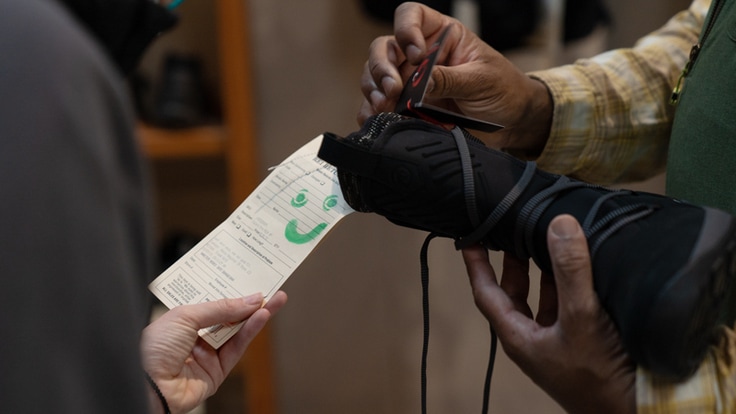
[136,0,691,412]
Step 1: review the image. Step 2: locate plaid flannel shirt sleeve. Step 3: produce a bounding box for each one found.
[527,0,708,185]
[637,324,736,413]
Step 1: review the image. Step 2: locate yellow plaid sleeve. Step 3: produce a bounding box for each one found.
[637,324,736,413]
[528,0,709,185]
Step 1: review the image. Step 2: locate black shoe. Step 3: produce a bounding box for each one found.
[153,54,209,128]
[318,112,736,380]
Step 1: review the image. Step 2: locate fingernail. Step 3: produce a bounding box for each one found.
[380,76,396,94]
[370,89,386,105]
[407,44,422,62]
[550,216,580,240]
[244,292,263,305]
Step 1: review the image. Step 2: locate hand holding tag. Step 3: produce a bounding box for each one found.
[395,26,504,133]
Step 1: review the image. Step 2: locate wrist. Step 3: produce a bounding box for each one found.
[564,370,636,414]
[504,76,553,159]
[521,77,553,156]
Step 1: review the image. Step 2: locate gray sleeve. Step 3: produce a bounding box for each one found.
[0,1,154,412]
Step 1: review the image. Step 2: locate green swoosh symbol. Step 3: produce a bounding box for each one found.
[284,219,327,244]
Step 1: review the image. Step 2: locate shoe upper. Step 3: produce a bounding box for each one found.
[318,113,735,379]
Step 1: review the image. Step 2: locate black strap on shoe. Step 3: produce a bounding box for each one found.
[318,132,380,177]
[454,161,537,251]
[514,178,657,259]
[515,176,587,260]
[451,127,482,226]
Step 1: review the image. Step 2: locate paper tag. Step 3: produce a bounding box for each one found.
[149,135,353,348]
[395,26,504,133]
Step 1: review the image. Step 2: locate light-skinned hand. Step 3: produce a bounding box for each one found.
[141,292,287,414]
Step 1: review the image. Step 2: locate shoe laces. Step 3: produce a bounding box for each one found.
[450,124,658,259]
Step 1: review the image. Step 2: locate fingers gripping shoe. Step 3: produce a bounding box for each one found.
[318,112,736,380]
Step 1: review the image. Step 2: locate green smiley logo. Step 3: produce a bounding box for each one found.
[284,191,340,244]
[284,220,327,244]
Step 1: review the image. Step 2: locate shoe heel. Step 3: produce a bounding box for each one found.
[640,207,736,379]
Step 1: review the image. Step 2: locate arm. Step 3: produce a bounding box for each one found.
[532,0,709,184]
[360,1,709,184]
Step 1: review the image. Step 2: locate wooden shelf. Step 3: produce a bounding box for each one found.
[141,1,277,413]
[138,123,226,159]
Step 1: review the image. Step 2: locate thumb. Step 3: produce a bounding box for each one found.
[547,215,598,322]
[427,63,486,100]
[178,293,265,330]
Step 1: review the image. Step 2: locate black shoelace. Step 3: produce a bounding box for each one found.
[419,233,498,414]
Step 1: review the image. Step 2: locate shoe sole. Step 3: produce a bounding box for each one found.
[641,206,736,379]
